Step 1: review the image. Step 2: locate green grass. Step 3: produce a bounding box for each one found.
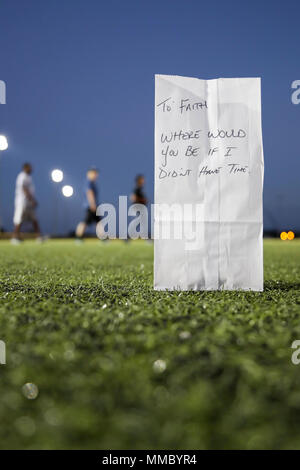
[0,239,300,449]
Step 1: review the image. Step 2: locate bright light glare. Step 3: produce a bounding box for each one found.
[280,231,288,241]
[0,135,8,151]
[62,185,73,198]
[287,231,295,241]
[51,169,63,183]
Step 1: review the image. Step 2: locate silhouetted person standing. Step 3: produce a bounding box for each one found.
[130,174,147,205]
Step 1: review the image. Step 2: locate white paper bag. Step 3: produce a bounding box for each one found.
[154,75,264,291]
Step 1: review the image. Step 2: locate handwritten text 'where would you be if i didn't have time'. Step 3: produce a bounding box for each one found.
[156,96,249,181]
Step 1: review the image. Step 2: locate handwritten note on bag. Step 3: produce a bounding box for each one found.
[154,75,264,291]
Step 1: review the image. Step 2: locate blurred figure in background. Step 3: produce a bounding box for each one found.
[129,174,150,242]
[11,163,41,244]
[130,174,147,206]
[76,167,102,241]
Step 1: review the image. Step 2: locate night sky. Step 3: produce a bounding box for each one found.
[0,0,299,234]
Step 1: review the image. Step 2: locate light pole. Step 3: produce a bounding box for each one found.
[51,169,64,236]
[0,135,8,231]
[62,185,74,237]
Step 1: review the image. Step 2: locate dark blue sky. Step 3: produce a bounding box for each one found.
[0,0,299,234]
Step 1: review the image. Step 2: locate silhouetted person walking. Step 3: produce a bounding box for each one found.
[11,163,41,244]
[76,168,102,240]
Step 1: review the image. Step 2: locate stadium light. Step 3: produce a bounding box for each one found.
[51,169,63,183]
[62,185,73,198]
[0,135,8,151]
[280,231,288,241]
[280,231,295,241]
[0,134,8,231]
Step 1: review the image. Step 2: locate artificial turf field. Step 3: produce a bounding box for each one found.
[0,239,300,449]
